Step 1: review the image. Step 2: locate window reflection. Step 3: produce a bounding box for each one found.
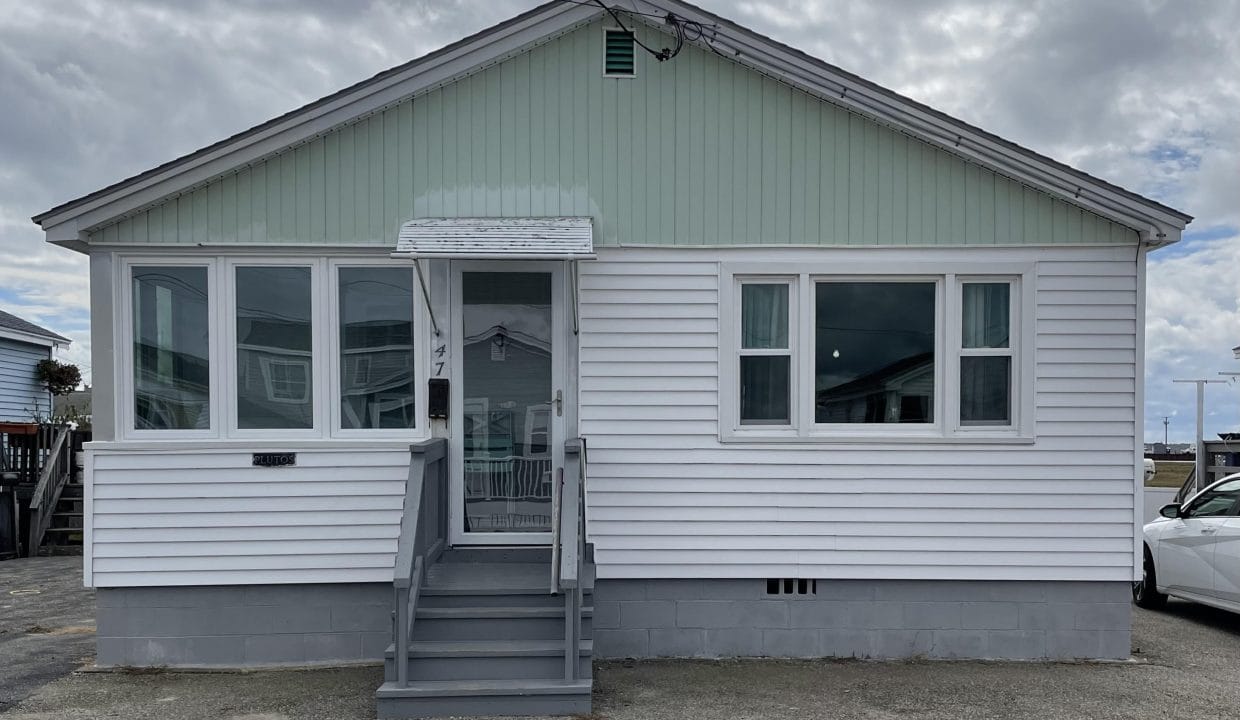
[133,266,210,430]
[815,282,936,424]
[236,266,313,429]
[339,268,416,429]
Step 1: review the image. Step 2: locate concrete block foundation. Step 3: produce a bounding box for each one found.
[95,583,389,667]
[592,579,1131,661]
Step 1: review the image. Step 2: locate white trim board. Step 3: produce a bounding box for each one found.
[34,0,1188,250]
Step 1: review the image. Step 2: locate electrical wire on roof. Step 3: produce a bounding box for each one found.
[560,0,725,62]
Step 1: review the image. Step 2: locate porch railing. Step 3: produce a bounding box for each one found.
[27,424,73,554]
[552,437,587,681]
[391,438,449,688]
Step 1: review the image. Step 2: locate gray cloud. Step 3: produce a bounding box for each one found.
[0,0,1236,438]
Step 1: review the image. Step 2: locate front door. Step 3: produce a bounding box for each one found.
[450,263,565,545]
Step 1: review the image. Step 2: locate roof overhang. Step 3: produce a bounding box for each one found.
[0,327,69,349]
[392,218,595,260]
[32,0,1191,250]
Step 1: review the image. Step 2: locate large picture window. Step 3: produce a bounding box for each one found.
[723,265,1029,441]
[814,282,935,424]
[132,266,211,430]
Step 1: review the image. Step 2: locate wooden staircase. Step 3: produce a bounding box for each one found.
[375,438,594,719]
[376,548,594,717]
[38,476,84,555]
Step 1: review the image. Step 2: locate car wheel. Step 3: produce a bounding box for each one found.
[1133,545,1168,609]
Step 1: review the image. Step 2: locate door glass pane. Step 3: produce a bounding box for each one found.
[960,356,1011,425]
[462,272,553,534]
[740,355,790,424]
[236,266,313,429]
[741,284,788,349]
[815,282,936,423]
[133,266,210,429]
[339,267,416,429]
[962,283,1010,349]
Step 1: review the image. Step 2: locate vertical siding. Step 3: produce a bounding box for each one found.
[97,20,1135,249]
[0,338,52,422]
[578,245,1138,582]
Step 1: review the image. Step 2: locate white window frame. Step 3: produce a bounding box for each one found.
[720,261,1035,443]
[735,277,798,431]
[329,258,428,439]
[954,277,1020,431]
[114,253,431,443]
[226,258,323,439]
[118,258,220,439]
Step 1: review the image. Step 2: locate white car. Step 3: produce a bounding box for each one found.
[1135,473,1240,612]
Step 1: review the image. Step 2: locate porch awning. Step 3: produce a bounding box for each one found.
[392,217,595,260]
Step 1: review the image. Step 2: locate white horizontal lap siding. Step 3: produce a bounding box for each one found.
[86,446,410,587]
[578,246,1138,582]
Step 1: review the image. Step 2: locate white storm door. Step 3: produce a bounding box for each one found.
[450,262,566,545]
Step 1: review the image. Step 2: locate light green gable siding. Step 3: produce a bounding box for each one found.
[96,20,1135,247]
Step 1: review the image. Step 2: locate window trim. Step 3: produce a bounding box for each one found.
[735,277,797,428]
[119,258,219,439]
[955,277,1019,431]
[720,261,1035,444]
[115,254,431,443]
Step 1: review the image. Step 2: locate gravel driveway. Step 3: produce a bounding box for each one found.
[2,557,1240,719]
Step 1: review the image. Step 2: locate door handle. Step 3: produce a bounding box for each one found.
[554,389,563,417]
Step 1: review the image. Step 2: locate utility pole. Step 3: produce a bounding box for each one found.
[1173,379,1226,493]
[1163,416,1170,446]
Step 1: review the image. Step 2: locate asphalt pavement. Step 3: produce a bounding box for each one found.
[3,555,1240,719]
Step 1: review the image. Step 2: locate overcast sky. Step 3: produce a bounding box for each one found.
[2,0,1237,441]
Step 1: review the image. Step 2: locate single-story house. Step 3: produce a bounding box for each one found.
[0,309,71,423]
[33,0,1191,716]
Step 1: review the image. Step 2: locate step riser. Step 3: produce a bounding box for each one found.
[413,616,592,642]
[376,693,590,719]
[388,655,591,682]
[420,593,577,609]
[439,547,552,564]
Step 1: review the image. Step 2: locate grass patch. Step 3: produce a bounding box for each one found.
[1147,461,1194,488]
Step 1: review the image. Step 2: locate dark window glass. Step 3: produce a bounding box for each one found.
[236,266,313,429]
[339,268,415,429]
[815,282,935,424]
[961,356,1011,425]
[740,355,790,424]
[133,267,210,429]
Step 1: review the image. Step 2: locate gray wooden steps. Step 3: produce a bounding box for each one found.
[375,678,591,719]
[376,546,594,718]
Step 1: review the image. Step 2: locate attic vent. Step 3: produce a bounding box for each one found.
[604,28,636,77]
[766,579,817,596]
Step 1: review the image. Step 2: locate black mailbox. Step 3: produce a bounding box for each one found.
[428,378,449,419]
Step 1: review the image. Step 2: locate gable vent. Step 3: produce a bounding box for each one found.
[604,29,636,77]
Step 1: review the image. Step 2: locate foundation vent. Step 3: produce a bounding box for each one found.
[766,578,817,596]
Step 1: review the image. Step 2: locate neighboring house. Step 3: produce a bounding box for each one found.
[53,385,93,427]
[0,309,70,423]
[32,1,1191,716]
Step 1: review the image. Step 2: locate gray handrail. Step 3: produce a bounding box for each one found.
[392,438,448,688]
[27,425,71,555]
[555,438,587,681]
